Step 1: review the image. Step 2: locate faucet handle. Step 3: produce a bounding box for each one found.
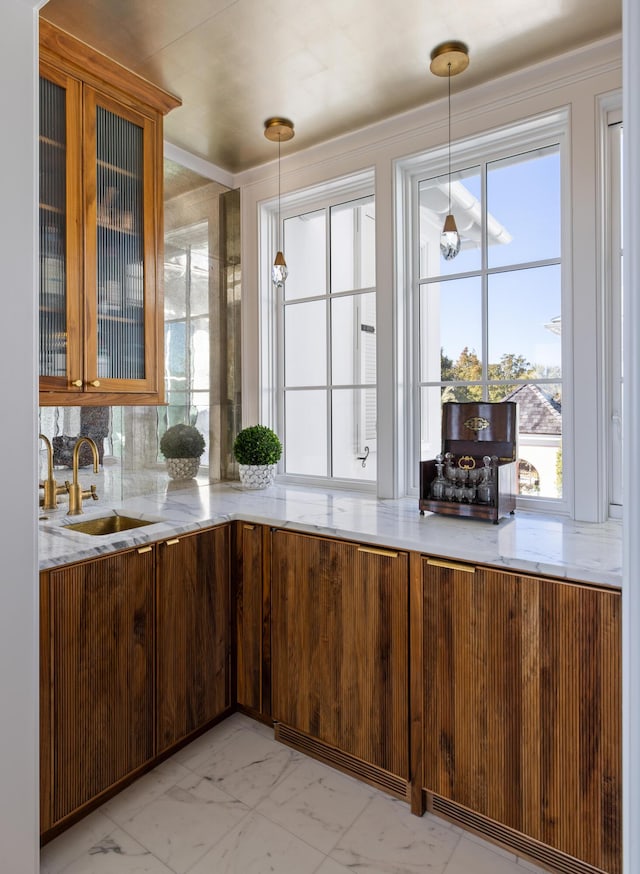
[87,484,99,501]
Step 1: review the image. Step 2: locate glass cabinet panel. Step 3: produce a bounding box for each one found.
[95,105,145,381]
[39,77,68,380]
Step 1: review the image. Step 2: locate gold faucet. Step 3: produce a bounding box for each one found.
[65,437,100,515]
[39,434,67,510]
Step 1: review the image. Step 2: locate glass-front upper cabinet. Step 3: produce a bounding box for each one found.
[39,64,82,393]
[38,20,180,406]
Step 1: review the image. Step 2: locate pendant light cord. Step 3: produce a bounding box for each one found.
[277,135,282,252]
[447,61,452,214]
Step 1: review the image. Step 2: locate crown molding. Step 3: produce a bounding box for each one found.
[163,141,235,189]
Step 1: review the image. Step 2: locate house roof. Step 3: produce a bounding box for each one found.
[503,384,561,435]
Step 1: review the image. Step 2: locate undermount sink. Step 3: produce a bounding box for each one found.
[63,515,156,536]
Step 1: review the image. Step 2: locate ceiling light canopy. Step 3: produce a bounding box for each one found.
[429,41,469,261]
[264,117,295,287]
[429,41,470,77]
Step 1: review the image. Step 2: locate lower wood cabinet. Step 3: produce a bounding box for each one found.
[40,523,231,838]
[40,547,155,832]
[156,525,231,753]
[40,518,623,874]
[419,557,621,874]
[271,529,409,791]
[235,522,271,718]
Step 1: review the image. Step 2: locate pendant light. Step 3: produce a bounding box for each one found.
[429,41,469,261]
[264,117,295,287]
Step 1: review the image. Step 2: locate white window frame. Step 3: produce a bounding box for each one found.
[599,94,623,517]
[396,109,572,513]
[259,170,377,490]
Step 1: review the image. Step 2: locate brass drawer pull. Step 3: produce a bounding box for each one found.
[165,538,180,546]
[358,546,399,559]
[243,524,255,531]
[137,546,152,554]
[71,379,83,387]
[427,557,475,574]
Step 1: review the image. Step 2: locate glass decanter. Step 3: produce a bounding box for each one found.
[430,454,446,500]
[476,455,496,505]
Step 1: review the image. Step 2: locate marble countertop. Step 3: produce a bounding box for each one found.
[38,480,623,588]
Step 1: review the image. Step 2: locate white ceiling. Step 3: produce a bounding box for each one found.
[41,0,621,174]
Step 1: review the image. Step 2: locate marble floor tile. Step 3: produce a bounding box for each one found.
[517,857,549,871]
[40,715,548,874]
[56,828,176,874]
[312,858,354,874]
[186,810,325,874]
[444,834,529,874]
[172,714,274,773]
[256,755,374,853]
[170,714,253,769]
[101,758,192,826]
[330,794,461,874]
[41,810,117,874]
[184,726,303,808]
[463,830,518,862]
[117,771,250,874]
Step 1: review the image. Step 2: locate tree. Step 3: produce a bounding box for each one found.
[440,347,483,402]
[440,348,534,402]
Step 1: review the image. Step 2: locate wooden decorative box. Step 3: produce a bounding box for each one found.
[419,401,518,524]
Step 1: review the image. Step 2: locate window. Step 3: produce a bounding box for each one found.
[402,112,567,507]
[162,221,211,465]
[271,187,376,486]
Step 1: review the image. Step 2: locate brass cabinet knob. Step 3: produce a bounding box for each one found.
[89,380,101,387]
[71,379,83,387]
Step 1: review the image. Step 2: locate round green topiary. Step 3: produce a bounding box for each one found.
[233,425,282,465]
[159,424,206,459]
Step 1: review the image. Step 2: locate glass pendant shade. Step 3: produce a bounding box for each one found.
[440,213,461,260]
[272,250,288,287]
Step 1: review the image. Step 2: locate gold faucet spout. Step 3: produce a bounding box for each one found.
[39,433,62,510]
[66,437,100,515]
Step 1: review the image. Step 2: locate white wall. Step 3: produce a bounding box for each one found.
[237,36,621,519]
[622,2,640,873]
[0,1,42,872]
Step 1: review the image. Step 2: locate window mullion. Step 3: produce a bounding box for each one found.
[277,284,285,466]
[481,160,489,397]
[326,205,333,477]
[185,245,192,410]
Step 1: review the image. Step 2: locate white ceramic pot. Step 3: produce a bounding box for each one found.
[166,457,200,480]
[238,463,276,489]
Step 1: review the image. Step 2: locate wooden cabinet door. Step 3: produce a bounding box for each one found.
[272,530,409,778]
[156,526,231,753]
[46,548,155,824]
[235,522,270,717]
[423,559,621,874]
[40,571,53,834]
[38,62,83,396]
[83,86,161,399]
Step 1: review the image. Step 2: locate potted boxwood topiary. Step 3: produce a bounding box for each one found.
[233,424,282,489]
[160,423,206,480]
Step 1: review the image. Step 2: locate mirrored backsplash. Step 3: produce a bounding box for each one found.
[38,404,239,506]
